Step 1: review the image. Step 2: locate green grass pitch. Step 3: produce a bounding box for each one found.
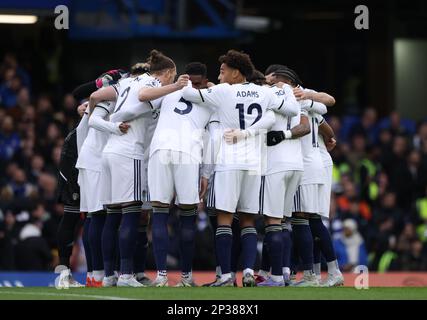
[0,287,426,300]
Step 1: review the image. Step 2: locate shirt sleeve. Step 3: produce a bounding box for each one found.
[89,105,122,135]
[182,83,228,108]
[267,86,299,117]
[299,99,327,115]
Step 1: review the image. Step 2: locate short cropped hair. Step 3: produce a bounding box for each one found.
[218,50,254,79]
[184,62,207,77]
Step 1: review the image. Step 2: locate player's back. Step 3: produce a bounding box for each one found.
[104,74,160,160]
[299,111,325,184]
[76,101,116,171]
[150,90,213,162]
[215,82,272,131]
[215,82,275,172]
[267,85,304,174]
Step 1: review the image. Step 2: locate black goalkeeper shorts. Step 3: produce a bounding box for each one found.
[57,154,80,208]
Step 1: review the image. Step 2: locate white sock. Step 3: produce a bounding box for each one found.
[87,272,92,279]
[121,274,132,279]
[258,269,269,278]
[313,263,321,276]
[282,267,290,276]
[270,275,283,283]
[215,266,222,277]
[327,260,341,275]
[231,272,236,281]
[243,268,254,276]
[220,273,232,282]
[93,270,105,281]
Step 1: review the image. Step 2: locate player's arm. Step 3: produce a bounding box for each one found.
[294,87,336,107]
[267,113,311,146]
[182,82,226,108]
[318,116,337,151]
[299,99,328,115]
[269,84,299,117]
[138,74,189,102]
[88,86,117,113]
[224,110,276,144]
[88,105,129,135]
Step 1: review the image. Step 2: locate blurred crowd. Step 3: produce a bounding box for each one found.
[0,53,426,273]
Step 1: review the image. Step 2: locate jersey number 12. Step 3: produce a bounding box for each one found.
[235,103,262,130]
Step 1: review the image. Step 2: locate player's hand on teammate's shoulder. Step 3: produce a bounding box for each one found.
[275,81,286,89]
[207,82,215,88]
[293,87,312,101]
[119,122,131,134]
[174,74,190,89]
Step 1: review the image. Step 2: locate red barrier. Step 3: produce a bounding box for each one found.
[142,271,427,287]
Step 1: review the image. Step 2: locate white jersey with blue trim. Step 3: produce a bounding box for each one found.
[76,101,116,172]
[183,82,285,172]
[266,85,304,175]
[103,73,162,160]
[299,111,326,185]
[315,114,333,168]
[149,89,214,163]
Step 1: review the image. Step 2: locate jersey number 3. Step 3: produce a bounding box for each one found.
[174,97,193,115]
[235,103,262,130]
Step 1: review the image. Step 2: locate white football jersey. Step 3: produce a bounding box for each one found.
[103,73,162,160]
[76,111,89,154]
[315,114,333,168]
[266,85,304,175]
[76,101,116,171]
[149,89,214,163]
[143,108,160,162]
[183,82,286,172]
[299,111,326,185]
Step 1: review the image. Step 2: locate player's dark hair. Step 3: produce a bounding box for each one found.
[146,50,175,73]
[273,67,303,87]
[248,69,266,85]
[218,50,254,79]
[184,62,207,77]
[265,64,286,76]
[130,63,150,76]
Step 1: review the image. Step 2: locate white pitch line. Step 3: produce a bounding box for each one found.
[0,290,138,300]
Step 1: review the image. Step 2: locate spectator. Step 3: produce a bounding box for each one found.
[0,116,21,161]
[333,219,369,271]
[350,107,379,145]
[14,219,53,271]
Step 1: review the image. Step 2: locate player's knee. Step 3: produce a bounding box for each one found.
[264,215,281,226]
[238,213,255,228]
[216,211,233,226]
[178,204,197,210]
